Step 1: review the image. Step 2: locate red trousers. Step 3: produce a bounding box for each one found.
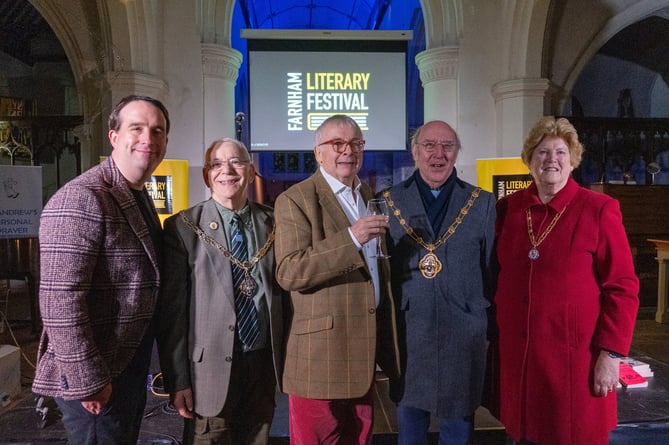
[288,389,374,445]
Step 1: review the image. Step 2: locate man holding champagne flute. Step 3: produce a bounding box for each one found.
[274,114,400,444]
[366,198,391,258]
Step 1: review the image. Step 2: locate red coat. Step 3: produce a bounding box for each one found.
[495,178,639,445]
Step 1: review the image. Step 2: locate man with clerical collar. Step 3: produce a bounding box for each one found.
[156,138,284,445]
[384,120,497,445]
[274,114,400,444]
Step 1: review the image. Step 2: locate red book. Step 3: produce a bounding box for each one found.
[620,357,654,377]
[619,362,648,388]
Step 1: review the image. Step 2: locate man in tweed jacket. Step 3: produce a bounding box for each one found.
[32,95,169,444]
[274,114,400,444]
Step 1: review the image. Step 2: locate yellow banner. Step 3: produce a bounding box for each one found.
[476,157,532,199]
[147,159,189,225]
[101,157,189,225]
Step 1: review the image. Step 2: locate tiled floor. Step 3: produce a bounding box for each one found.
[1,299,669,444]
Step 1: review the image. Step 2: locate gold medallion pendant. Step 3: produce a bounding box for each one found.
[528,247,540,260]
[180,212,275,299]
[384,188,481,280]
[419,252,442,279]
[240,273,259,298]
[526,206,567,261]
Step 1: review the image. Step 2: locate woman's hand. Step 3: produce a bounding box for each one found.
[592,350,620,397]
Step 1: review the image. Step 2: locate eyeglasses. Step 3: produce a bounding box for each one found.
[417,141,458,153]
[318,138,366,153]
[206,157,250,171]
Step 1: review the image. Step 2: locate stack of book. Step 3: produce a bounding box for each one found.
[618,357,653,389]
[620,357,654,378]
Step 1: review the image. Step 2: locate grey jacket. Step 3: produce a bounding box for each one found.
[386,173,496,417]
[156,199,284,417]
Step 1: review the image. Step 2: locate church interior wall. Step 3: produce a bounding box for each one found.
[572,54,663,118]
[651,77,669,117]
[161,0,209,204]
[453,1,505,174]
[2,0,669,201]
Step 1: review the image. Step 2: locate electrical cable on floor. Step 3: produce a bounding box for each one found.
[161,401,179,415]
[0,310,36,369]
[149,372,169,397]
[143,372,179,421]
[143,400,174,419]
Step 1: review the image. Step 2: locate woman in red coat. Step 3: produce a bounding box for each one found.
[495,116,639,445]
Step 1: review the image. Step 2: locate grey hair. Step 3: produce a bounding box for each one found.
[314,114,363,148]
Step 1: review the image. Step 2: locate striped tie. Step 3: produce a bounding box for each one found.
[230,214,259,348]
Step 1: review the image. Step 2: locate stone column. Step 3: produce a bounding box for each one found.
[491,78,549,156]
[201,44,243,145]
[415,46,459,126]
[107,71,169,106]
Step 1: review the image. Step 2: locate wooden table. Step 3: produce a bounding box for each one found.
[617,355,669,423]
[587,185,669,308]
[648,239,669,323]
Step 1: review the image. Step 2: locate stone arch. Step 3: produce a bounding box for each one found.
[28,0,109,165]
[560,1,669,101]
[543,0,669,114]
[504,0,551,79]
[197,0,236,45]
[28,0,172,165]
[420,0,462,48]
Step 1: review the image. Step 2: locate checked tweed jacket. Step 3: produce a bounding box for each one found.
[32,157,160,400]
[274,169,400,400]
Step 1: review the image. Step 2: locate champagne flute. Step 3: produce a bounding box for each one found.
[366,198,390,259]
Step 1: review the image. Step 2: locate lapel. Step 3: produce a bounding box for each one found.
[199,199,235,306]
[392,174,473,242]
[440,180,471,238]
[313,169,353,233]
[104,157,160,278]
[359,181,374,206]
[394,176,435,240]
[249,202,275,310]
[311,170,375,279]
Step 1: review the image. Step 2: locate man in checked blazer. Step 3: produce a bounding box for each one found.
[32,95,169,444]
[156,138,284,445]
[274,114,400,445]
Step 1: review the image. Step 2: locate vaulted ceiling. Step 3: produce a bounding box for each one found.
[2,1,669,93]
[236,0,396,29]
[0,0,61,66]
[599,14,669,86]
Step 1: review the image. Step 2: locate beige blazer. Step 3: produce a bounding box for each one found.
[274,169,399,400]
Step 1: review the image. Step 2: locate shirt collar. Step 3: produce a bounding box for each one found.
[414,168,457,192]
[320,166,361,195]
[215,200,251,226]
[522,177,579,211]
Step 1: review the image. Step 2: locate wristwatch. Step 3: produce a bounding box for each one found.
[607,350,622,359]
